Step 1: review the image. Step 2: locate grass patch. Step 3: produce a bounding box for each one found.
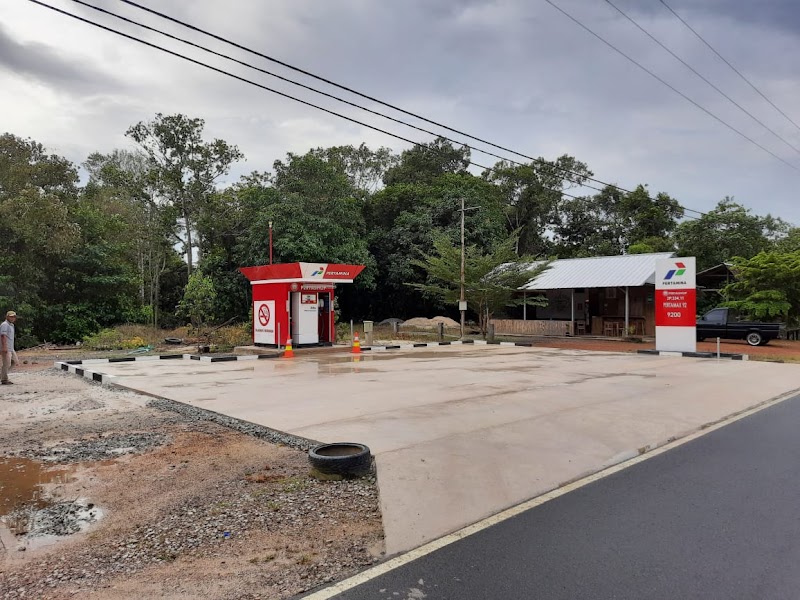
[279,475,312,493]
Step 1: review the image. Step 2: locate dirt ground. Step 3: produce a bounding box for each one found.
[526,336,800,361]
[0,361,383,600]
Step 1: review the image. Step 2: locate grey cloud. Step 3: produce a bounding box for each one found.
[630,0,800,37]
[1,0,798,223]
[0,23,122,93]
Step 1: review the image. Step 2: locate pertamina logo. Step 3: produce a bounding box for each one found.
[311,266,326,277]
[663,262,688,286]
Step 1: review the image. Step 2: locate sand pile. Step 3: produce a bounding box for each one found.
[402,316,460,329]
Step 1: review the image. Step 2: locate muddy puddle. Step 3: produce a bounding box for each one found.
[1,457,104,549]
[0,457,75,518]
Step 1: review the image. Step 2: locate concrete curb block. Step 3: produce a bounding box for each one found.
[58,352,281,366]
[56,361,117,385]
[637,349,749,361]
[361,339,532,352]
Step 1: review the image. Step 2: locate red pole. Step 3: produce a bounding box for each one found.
[268,220,273,265]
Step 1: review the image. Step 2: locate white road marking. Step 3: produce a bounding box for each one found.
[302,388,800,599]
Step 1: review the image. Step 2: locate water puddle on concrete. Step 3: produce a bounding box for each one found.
[0,457,75,518]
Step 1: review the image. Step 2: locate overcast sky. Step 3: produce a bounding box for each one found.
[2,0,799,222]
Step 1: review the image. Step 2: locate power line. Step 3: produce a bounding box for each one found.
[604,0,800,156]
[63,0,609,198]
[61,0,705,218]
[111,0,648,203]
[23,0,581,206]
[543,0,800,175]
[26,0,702,223]
[658,0,800,135]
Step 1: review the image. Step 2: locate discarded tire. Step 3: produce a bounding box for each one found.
[164,337,183,345]
[308,443,372,477]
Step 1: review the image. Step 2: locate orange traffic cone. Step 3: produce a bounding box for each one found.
[283,337,294,358]
[351,332,361,354]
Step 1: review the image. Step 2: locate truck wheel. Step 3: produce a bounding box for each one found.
[746,332,763,346]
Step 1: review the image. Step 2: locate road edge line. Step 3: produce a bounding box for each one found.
[301,387,800,599]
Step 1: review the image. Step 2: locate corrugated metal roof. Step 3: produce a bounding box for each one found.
[522,252,675,290]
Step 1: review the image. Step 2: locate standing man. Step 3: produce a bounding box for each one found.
[1,310,18,385]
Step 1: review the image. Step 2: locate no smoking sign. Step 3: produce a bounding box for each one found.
[258,304,271,326]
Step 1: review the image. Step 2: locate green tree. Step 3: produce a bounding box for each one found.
[675,198,784,270]
[554,185,681,257]
[178,271,218,331]
[83,149,179,327]
[297,144,397,199]
[485,155,592,256]
[38,192,143,342]
[410,233,549,336]
[0,133,81,345]
[383,137,470,186]
[126,113,244,275]
[776,227,800,252]
[722,251,800,323]
[366,173,507,318]
[620,185,683,246]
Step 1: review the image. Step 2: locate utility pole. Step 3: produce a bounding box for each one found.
[457,198,480,339]
[460,197,466,339]
[268,220,273,265]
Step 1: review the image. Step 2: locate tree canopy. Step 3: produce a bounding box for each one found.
[1,116,797,345]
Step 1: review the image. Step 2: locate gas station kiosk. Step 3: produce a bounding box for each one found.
[239,262,365,347]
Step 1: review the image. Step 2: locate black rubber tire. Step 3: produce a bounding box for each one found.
[164,337,183,345]
[309,443,372,477]
[746,331,763,347]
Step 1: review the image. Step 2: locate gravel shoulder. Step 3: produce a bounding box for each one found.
[0,367,384,599]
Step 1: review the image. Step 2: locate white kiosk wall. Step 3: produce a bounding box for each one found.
[291,292,319,345]
[655,257,697,353]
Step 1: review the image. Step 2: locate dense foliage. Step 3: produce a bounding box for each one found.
[1,114,795,345]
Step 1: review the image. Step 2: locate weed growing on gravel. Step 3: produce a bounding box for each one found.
[249,552,278,564]
[279,475,311,493]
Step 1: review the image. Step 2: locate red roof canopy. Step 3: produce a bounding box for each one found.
[239,262,365,284]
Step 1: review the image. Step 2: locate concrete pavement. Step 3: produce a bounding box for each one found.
[91,346,800,554]
[325,393,800,600]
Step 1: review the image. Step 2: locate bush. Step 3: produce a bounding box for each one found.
[82,329,151,350]
[209,323,251,350]
[82,328,124,350]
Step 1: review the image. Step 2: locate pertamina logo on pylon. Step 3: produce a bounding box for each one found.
[662,261,688,286]
[654,257,697,352]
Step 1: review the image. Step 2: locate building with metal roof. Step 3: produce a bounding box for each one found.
[494,252,676,338]
[521,252,675,291]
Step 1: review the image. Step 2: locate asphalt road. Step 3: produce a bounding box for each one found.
[326,394,800,600]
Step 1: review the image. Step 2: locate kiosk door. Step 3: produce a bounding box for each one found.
[318,293,331,343]
[292,291,320,345]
